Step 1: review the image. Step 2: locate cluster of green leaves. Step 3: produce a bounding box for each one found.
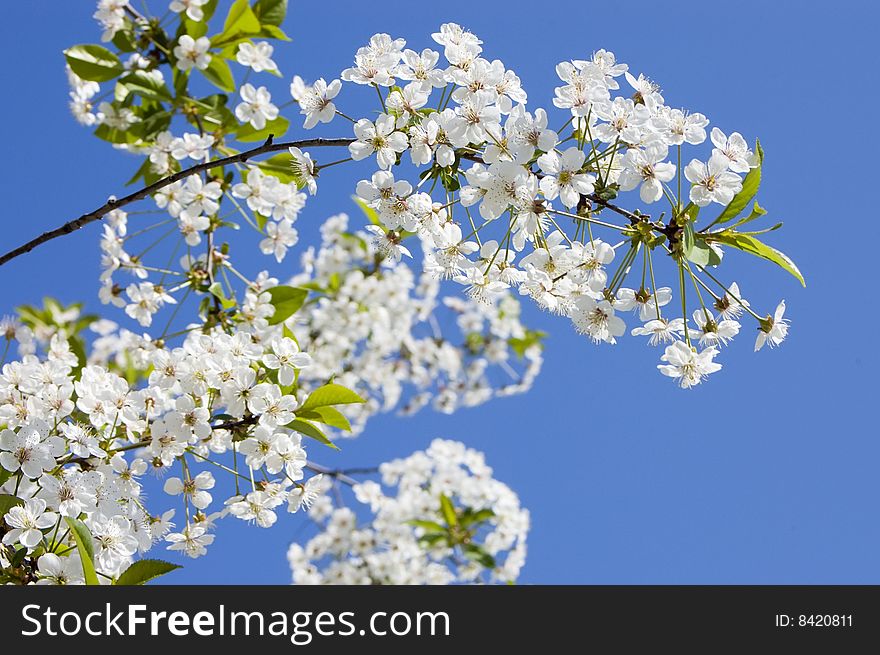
[680,142,805,286]
[410,494,499,571]
[64,0,294,191]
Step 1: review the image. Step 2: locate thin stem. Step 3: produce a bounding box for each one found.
[316,156,353,172]
[678,261,690,346]
[547,208,632,233]
[685,261,711,322]
[647,246,662,321]
[373,83,387,112]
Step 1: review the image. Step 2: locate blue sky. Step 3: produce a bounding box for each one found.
[1,1,878,583]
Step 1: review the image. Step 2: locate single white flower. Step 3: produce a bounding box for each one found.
[263,337,312,386]
[235,84,278,130]
[710,127,759,173]
[169,0,209,22]
[537,147,595,208]
[685,153,743,207]
[755,300,789,351]
[163,471,215,510]
[290,76,341,129]
[349,114,408,170]
[570,297,626,344]
[173,35,211,71]
[618,145,676,204]
[236,41,277,73]
[288,475,324,513]
[2,499,57,550]
[657,341,722,388]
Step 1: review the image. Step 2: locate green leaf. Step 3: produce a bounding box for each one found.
[507,329,546,358]
[173,68,190,97]
[65,517,100,586]
[353,196,382,226]
[119,70,172,101]
[64,44,124,82]
[708,140,764,227]
[286,419,339,450]
[257,153,296,183]
[192,94,236,131]
[12,548,27,568]
[682,222,696,259]
[126,156,168,186]
[299,383,366,412]
[418,533,448,547]
[223,0,261,32]
[462,543,496,569]
[295,406,352,432]
[686,238,722,268]
[116,559,182,585]
[236,116,289,143]
[460,508,495,527]
[727,201,768,230]
[184,17,210,39]
[257,24,291,42]
[282,323,299,345]
[265,285,308,324]
[211,0,261,47]
[94,123,137,145]
[709,232,805,287]
[129,110,173,141]
[208,282,237,309]
[200,0,220,21]
[254,0,288,25]
[407,520,446,533]
[69,335,88,380]
[200,57,236,92]
[112,29,137,53]
[0,494,23,518]
[439,494,457,527]
[737,222,783,236]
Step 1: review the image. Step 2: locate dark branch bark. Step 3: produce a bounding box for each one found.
[0,136,354,268]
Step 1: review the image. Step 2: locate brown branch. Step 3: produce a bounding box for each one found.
[67,415,259,466]
[2,137,651,269]
[0,136,354,268]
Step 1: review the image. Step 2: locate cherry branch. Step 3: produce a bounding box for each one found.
[0,134,653,269]
[0,135,354,268]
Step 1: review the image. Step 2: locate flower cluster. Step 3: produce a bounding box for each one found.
[287,213,543,433]
[288,439,529,584]
[64,9,800,391]
[0,0,803,585]
[0,314,328,583]
[68,0,802,391]
[328,26,797,387]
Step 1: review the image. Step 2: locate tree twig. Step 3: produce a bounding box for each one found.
[0,136,354,268]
